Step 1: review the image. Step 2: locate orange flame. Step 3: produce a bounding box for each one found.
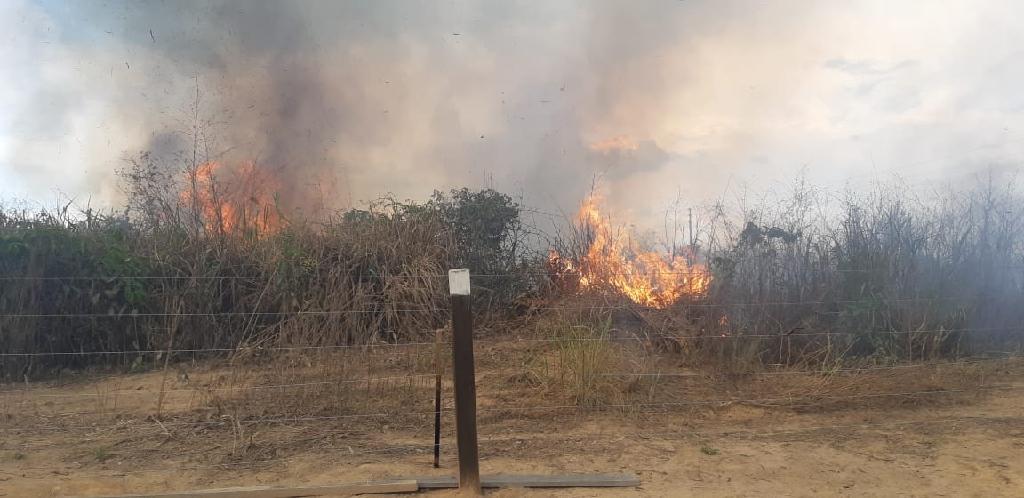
[589,135,640,153]
[550,195,710,308]
[180,160,283,235]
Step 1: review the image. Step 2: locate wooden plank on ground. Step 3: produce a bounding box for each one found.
[408,477,456,489]
[411,473,639,489]
[69,480,419,498]
[484,474,640,488]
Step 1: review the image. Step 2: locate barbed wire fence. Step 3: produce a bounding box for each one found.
[0,270,1022,491]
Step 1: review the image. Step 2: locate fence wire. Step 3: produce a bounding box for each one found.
[4,383,1020,434]
[3,264,1024,281]
[2,324,1020,358]
[2,277,1022,489]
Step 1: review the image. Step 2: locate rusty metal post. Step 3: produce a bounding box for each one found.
[448,269,481,494]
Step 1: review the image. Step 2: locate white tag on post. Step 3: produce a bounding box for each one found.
[448,269,471,296]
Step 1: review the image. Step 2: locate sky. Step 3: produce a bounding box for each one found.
[1,0,1023,222]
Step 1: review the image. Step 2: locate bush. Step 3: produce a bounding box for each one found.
[701,176,1024,363]
[0,185,531,378]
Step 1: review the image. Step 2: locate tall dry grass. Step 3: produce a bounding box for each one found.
[692,176,1024,366]
[3,168,1024,382]
[0,184,530,379]
[543,175,1024,370]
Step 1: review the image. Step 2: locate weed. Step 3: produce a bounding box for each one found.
[92,446,114,462]
[549,316,618,407]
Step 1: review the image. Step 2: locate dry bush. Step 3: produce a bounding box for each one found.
[537,174,1023,373]
[694,175,1024,366]
[523,311,666,408]
[5,168,1024,381]
[0,181,530,379]
[551,320,617,407]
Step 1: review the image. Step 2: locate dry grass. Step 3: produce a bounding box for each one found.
[0,187,535,380]
[3,176,1024,385]
[3,332,1020,487]
[546,318,619,407]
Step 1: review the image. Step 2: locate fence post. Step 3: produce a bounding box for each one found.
[433,328,443,468]
[448,269,481,494]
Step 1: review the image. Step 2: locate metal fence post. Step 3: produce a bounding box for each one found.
[433,328,443,468]
[448,269,481,494]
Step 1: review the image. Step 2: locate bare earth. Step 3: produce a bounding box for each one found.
[2,356,1022,497]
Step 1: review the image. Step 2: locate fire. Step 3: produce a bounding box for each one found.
[549,195,711,308]
[180,160,283,234]
[589,135,640,153]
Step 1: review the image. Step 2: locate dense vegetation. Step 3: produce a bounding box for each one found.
[0,186,536,378]
[700,178,1024,367]
[2,170,1022,379]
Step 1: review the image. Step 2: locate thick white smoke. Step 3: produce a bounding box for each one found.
[2,0,1024,223]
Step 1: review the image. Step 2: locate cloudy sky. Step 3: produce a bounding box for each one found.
[1,0,1023,221]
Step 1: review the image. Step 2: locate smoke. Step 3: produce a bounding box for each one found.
[3,0,1024,221]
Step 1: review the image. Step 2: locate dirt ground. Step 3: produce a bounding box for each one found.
[1,352,1022,497]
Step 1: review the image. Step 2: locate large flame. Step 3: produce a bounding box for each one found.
[180,160,283,234]
[550,195,710,308]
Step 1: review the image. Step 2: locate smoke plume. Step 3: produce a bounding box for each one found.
[2,0,1024,222]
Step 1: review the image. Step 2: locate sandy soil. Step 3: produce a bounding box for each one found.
[1,355,1022,497]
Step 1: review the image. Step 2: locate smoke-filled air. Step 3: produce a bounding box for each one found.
[2,2,1024,496]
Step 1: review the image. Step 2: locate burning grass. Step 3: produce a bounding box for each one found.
[2,168,1024,382]
[180,160,284,235]
[549,193,711,309]
[2,170,1024,497]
